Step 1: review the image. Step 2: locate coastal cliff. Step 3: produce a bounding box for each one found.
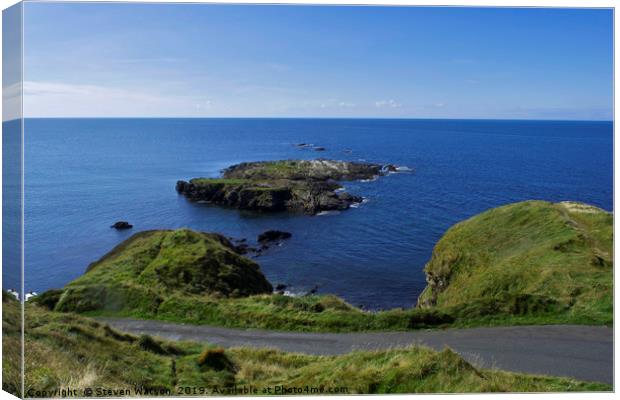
[417,201,613,324]
[44,229,273,314]
[176,159,396,214]
[36,201,612,331]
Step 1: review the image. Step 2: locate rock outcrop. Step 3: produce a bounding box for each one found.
[258,230,292,243]
[50,229,274,313]
[177,159,395,215]
[111,221,133,229]
[416,201,612,322]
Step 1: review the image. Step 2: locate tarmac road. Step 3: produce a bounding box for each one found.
[98,317,613,385]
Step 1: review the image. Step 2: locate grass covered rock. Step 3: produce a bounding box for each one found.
[418,200,613,325]
[47,229,273,314]
[176,159,395,214]
[37,200,612,331]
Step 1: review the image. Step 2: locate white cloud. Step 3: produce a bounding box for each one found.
[309,99,356,110]
[375,99,402,108]
[23,81,214,117]
[3,81,22,121]
[194,100,212,110]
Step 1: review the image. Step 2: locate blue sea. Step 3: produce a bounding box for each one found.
[9,118,614,310]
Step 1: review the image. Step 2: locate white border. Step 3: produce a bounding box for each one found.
[0,1,616,400]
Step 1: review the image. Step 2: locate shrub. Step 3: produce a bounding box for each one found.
[103,325,135,343]
[137,334,167,355]
[32,289,65,310]
[508,294,558,315]
[196,348,235,372]
[408,309,455,328]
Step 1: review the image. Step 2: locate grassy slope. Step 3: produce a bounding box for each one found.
[39,201,612,332]
[81,293,454,332]
[221,160,340,181]
[418,201,613,326]
[48,229,272,314]
[3,296,610,397]
[2,292,22,396]
[42,228,454,332]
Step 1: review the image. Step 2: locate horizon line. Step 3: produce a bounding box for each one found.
[4,116,614,123]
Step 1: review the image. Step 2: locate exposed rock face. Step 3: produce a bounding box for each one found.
[111,221,133,229]
[258,230,292,243]
[177,159,393,215]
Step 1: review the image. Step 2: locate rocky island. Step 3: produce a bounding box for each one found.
[176,159,397,214]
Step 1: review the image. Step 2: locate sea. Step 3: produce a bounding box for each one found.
[4,118,613,310]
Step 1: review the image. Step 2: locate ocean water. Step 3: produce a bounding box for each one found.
[16,118,613,310]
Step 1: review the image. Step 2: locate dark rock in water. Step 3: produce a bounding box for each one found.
[314,147,326,151]
[234,244,250,254]
[294,143,313,148]
[275,283,287,291]
[111,221,133,230]
[177,159,393,215]
[258,230,292,243]
[307,285,319,295]
[235,238,247,243]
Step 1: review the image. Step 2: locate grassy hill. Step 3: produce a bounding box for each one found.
[418,201,613,326]
[3,294,610,397]
[39,228,454,331]
[37,200,612,331]
[43,229,272,314]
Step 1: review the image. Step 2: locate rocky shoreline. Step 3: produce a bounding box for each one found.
[176,159,398,215]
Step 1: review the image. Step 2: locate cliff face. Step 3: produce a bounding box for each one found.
[177,159,394,214]
[417,201,613,322]
[48,229,273,313]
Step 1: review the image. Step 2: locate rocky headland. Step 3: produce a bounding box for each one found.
[417,201,612,324]
[33,200,613,335]
[40,229,274,315]
[176,159,398,214]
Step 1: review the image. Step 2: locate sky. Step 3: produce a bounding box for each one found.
[14,3,614,119]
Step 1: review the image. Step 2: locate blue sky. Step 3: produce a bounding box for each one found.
[22,3,613,119]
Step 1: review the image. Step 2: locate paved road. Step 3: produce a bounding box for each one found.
[98,318,613,385]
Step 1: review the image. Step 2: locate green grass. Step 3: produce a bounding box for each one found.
[190,178,250,186]
[418,201,613,326]
[36,201,613,332]
[54,229,272,310]
[3,296,610,397]
[223,161,309,180]
[81,294,458,332]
